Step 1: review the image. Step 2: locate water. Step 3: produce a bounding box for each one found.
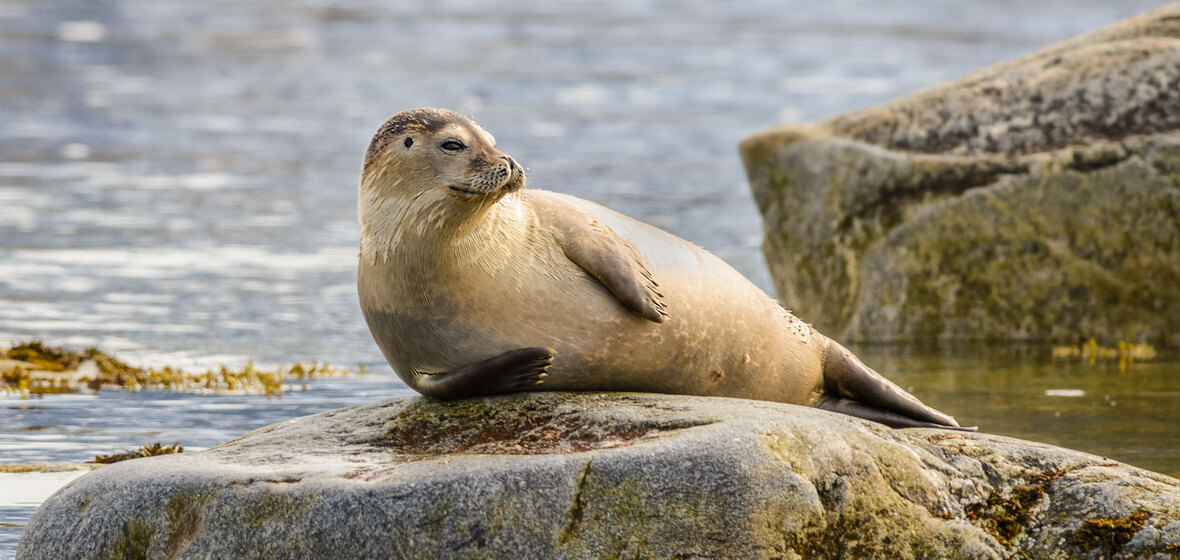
[854,344,1179,477]
[0,376,411,554]
[1,0,1176,555]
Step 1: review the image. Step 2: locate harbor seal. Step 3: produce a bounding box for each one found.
[358,108,970,430]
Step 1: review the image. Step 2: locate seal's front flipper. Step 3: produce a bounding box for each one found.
[821,339,976,431]
[559,222,668,323]
[540,201,667,323]
[412,347,554,400]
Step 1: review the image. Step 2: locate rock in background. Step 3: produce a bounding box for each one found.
[16,393,1180,559]
[741,3,1180,345]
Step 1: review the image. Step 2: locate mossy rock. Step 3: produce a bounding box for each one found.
[740,3,1180,346]
[17,393,1180,559]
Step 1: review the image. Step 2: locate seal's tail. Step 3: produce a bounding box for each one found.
[816,339,977,431]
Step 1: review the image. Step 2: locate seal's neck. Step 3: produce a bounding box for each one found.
[359,182,525,267]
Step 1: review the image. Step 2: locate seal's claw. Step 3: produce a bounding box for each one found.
[499,346,554,393]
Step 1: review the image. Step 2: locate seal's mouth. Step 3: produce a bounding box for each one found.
[502,158,526,192]
[448,185,485,196]
[447,155,526,200]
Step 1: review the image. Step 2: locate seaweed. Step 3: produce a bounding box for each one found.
[91,442,185,464]
[5,340,85,371]
[2,341,355,397]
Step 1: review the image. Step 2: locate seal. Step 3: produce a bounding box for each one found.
[358,108,971,430]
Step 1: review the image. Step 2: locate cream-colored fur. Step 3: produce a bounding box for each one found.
[355,109,965,430]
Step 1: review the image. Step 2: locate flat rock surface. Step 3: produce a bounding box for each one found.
[741,3,1180,344]
[16,392,1180,559]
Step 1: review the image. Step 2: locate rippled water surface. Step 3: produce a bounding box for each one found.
[1,0,1176,555]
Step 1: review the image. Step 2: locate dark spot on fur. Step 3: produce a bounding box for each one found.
[467,154,494,174]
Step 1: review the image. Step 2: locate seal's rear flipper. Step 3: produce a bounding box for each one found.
[821,339,974,430]
[411,347,554,400]
[815,395,978,431]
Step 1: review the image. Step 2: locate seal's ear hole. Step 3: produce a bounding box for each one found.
[403,137,414,148]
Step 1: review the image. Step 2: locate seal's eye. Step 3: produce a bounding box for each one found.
[403,137,413,148]
[440,139,466,152]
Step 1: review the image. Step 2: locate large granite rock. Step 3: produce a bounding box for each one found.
[17,393,1180,559]
[740,3,1180,345]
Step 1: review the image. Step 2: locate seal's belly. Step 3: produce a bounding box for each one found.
[365,259,822,406]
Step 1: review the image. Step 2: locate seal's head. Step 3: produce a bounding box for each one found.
[361,108,525,204]
[359,108,527,262]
